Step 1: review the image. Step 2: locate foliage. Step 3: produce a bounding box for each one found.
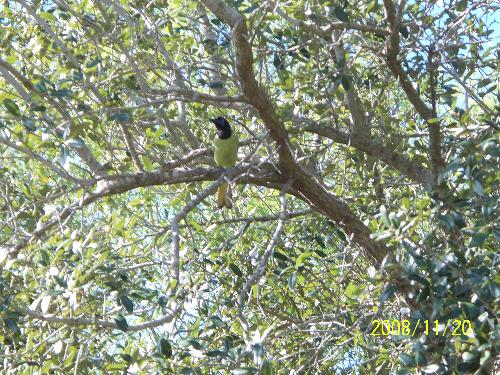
[0,0,498,373]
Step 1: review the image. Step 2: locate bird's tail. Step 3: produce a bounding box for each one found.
[217,183,233,209]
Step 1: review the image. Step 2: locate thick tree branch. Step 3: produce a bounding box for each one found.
[199,0,296,172]
[8,163,285,258]
[299,120,433,187]
[293,172,388,265]
[200,0,392,265]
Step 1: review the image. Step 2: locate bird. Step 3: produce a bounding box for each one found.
[211,116,239,209]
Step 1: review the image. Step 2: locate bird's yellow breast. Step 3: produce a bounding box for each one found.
[213,133,239,168]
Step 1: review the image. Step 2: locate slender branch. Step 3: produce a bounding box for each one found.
[170,177,226,288]
[0,136,84,184]
[8,163,285,258]
[118,123,144,172]
[276,8,389,37]
[204,208,314,226]
[383,0,443,175]
[238,180,291,330]
[441,63,494,117]
[0,57,105,176]
[331,30,370,141]
[17,305,180,332]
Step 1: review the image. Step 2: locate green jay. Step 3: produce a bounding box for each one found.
[211,116,239,209]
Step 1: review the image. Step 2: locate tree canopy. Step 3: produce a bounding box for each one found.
[0,0,498,373]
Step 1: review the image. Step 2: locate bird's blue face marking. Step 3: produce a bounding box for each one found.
[210,117,232,139]
[210,117,230,130]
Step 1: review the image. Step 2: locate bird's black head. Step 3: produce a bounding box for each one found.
[210,116,232,139]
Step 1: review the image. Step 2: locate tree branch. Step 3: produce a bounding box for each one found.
[199,0,296,172]
[170,177,226,289]
[383,0,443,175]
[17,305,180,332]
[298,119,433,187]
[276,8,389,37]
[8,163,285,258]
[238,180,291,331]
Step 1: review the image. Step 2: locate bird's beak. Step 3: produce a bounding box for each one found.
[209,118,217,124]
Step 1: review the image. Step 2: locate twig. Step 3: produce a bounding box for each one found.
[170,177,226,291]
[237,180,291,331]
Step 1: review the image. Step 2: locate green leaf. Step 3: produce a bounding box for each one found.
[158,295,168,306]
[208,81,224,89]
[399,26,409,38]
[336,229,347,242]
[314,249,327,257]
[54,276,67,288]
[186,338,203,349]
[120,295,134,313]
[274,251,290,262]
[229,263,243,277]
[30,105,46,112]
[206,349,225,357]
[398,353,415,366]
[437,214,455,229]
[157,337,172,358]
[379,284,396,304]
[86,57,101,68]
[473,180,484,196]
[333,5,349,22]
[345,282,366,299]
[72,72,84,82]
[295,251,314,268]
[242,5,258,13]
[39,249,51,266]
[261,360,272,375]
[462,302,481,320]
[114,314,128,332]
[478,78,492,88]
[68,124,85,139]
[4,317,21,335]
[380,205,390,227]
[49,89,71,97]
[34,81,48,93]
[41,360,53,373]
[402,197,410,210]
[469,232,488,247]
[314,235,326,248]
[341,75,350,90]
[142,156,154,171]
[22,117,36,131]
[3,98,21,116]
[108,112,132,123]
[211,316,225,328]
